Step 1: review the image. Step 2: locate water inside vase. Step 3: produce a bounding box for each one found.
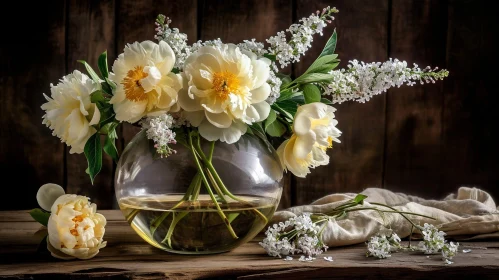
[119,194,276,254]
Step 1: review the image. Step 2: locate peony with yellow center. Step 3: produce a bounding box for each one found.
[41,70,101,154]
[109,40,182,123]
[277,103,341,178]
[47,194,107,260]
[178,44,272,143]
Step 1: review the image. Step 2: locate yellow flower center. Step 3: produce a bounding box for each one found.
[327,136,333,148]
[319,136,334,151]
[212,71,240,100]
[122,66,149,102]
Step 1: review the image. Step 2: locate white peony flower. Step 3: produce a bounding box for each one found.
[276,103,341,177]
[47,194,107,260]
[178,44,272,143]
[41,70,101,154]
[109,40,182,123]
[36,183,65,211]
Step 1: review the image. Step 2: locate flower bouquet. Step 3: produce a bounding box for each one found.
[41,6,448,254]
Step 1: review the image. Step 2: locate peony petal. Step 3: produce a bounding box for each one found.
[157,40,176,71]
[293,133,315,159]
[201,96,225,114]
[88,104,101,126]
[293,113,312,136]
[198,120,224,141]
[47,238,76,260]
[196,53,222,73]
[250,59,270,89]
[113,99,147,123]
[250,83,271,103]
[205,111,232,128]
[283,135,309,178]
[178,89,203,111]
[251,101,270,122]
[183,110,205,127]
[141,66,162,93]
[37,183,65,211]
[221,120,247,144]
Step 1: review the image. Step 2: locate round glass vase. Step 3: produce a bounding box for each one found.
[115,129,283,254]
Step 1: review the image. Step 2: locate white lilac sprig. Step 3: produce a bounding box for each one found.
[323,59,449,104]
[366,223,459,264]
[366,232,401,259]
[259,213,328,258]
[419,223,460,262]
[155,15,191,70]
[140,114,177,158]
[441,241,460,261]
[267,6,338,68]
[419,223,446,254]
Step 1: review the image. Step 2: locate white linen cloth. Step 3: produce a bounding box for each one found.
[272,187,499,247]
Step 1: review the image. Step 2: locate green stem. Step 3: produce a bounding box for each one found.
[150,172,201,235]
[370,202,435,229]
[206,167,228,203]
[188,131,238,239]
[193,141,269,225]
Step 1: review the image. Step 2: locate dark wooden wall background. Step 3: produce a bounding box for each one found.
[1,0,497,210]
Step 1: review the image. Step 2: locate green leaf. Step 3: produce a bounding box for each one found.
[263,53,276,61]
[103,135,119,162]
[172,67,180,74]
[277,89,303,102]
[29,208,50,227]
[271,103,294,121]
[249,122,266,137]
[320,97,333,105]
[309,61,340,74]
[353,194,368,205]
[264,110,277,130]
[264,110,287,137]
[295,73,335,84]
[90,90,106,104]
[302,84,321,104]
[105,77,117,90]
[266,120,286,137]
[101,82,113,95]
[305,54,338,74]
[319,29,337,58]
[84,134,103,184]
[276,73,292,89]
[97,51,109,79]
[78,60,102,84]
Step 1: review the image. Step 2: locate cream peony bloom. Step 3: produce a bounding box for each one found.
[47,194,107,260]
[109,40,182,123]
[179,44,272,143]
[41,70,101,154]
[277,103,341,177]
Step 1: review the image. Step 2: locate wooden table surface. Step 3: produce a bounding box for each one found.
[0,210,498,279]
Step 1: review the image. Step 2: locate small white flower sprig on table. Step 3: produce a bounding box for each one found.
[30,184,107,260]
[260,194,459,264]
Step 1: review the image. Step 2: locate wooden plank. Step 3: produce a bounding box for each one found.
[383,0,448,197]
[199,0,293,209]
[442,0,499,200]
[66,0,116,209]
[0,1,66,210]
[117,0,198,150]
[0,211,498,279]
[294,0,389,205]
